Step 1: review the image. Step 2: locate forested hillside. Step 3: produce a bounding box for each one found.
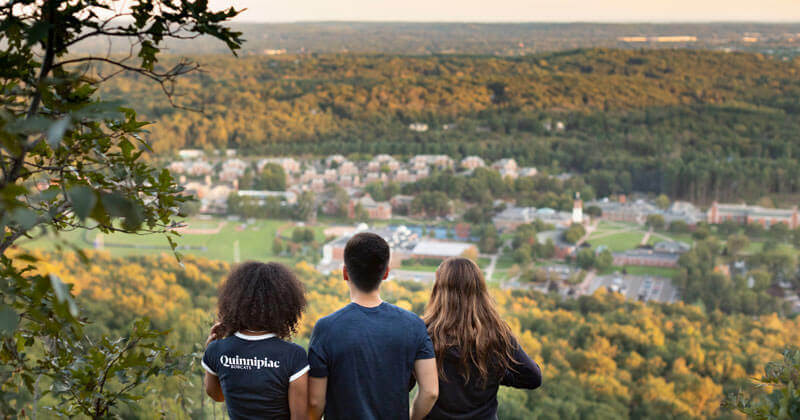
[102,49,800,202]
[72,22,800,56]
[26,250,800,419]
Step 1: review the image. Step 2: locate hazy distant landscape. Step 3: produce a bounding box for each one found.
[73,22,800,56]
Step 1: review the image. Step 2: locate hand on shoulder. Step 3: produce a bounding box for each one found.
[206,322,223,347]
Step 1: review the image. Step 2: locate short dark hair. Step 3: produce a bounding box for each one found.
[217,261,306,339]
[344,232,390,292]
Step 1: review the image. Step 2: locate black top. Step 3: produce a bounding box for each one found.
[425,340,542,420]
[308,302,435,420]
[202,332,309,420]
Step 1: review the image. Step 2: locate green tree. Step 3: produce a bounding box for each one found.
[477,224,500,254]
[726,234,750,257]
[353,203,369,221]
[256,163,287,191]
[693,224,711,240]
[585,205,602,218]
[0,1,241,416]
[564,224,587,244]
[669,220,690,233]
[655,194,671,210]
[411,191,450,217]
[179,199,202,217]
[596,249,614,271]
[576,248,596,270]
[646,214,666,230]
[294,191,317,221]
[273,237,284,255]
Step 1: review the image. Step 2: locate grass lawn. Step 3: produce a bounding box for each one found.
[587,232,646,252]
[746,241,764,253]
[595,220,640,230]
[397,264,439,272]
[495,254,516,270]
[648,231,694,245]
[490,269,512,282]
[20,217,304,263]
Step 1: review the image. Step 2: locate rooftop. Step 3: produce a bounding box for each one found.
[411,240,474,257]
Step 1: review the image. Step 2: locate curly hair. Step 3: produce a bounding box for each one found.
[217,261,306,339]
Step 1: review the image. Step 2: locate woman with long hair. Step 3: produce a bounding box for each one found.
[423,257,542,419]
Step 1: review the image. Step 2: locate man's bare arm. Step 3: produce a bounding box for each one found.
[308,376,328,420]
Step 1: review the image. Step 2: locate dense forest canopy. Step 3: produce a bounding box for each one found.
[28,250,800,419]
[100,49,800,203]
[72,22,800,56]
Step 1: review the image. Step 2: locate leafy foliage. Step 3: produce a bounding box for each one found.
[0,0,241,416]
[28,249,800,419]
[725,348,800,420]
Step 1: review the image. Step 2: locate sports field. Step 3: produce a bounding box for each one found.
[19,217,327,264]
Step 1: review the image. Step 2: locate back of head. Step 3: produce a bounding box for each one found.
[217,261,307,339]
[344,232,390,292]
[424,257,516,385]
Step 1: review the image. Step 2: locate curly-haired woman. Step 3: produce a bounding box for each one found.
[202,261,308,419]
[422,257,542,419]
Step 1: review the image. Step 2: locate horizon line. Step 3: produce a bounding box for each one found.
[227,19,800,25]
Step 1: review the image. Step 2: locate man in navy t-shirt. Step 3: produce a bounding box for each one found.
[308,232,439,420]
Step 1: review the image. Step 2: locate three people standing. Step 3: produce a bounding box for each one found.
[203,232,542,419]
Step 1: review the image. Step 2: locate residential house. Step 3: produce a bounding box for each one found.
[257,157,300,174]
[460,156,486,170]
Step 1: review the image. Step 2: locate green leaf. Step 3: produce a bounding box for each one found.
[0,304,18,335]
[67,186,97,220]
[10,208,37,230]
[49,274,78,317]
[25,21,50,47]
[100,192,130,218]
[46,117,71,149]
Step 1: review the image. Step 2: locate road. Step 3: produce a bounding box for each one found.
[575,220,600,246]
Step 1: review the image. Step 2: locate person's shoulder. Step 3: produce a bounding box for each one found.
[313,304,353,330]
[382,302,425,325]
[205,335,236,354]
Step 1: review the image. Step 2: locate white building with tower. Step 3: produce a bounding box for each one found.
[572,193,583,224]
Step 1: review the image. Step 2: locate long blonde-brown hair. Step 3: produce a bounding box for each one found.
[423,257,517,385]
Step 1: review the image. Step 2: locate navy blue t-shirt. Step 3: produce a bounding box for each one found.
[309,302,435,420]
[202,332,309,419]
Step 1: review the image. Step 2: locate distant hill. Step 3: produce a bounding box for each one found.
[97,48,800,202]
[72,22,800,56]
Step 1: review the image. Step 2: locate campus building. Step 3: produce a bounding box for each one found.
[707,202,800,229]
[318,225,477,273]
[348,194,392,220]
[493,207,573,231]
[612,249,681,268]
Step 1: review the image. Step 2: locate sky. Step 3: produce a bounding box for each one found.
[208,0,800,23]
